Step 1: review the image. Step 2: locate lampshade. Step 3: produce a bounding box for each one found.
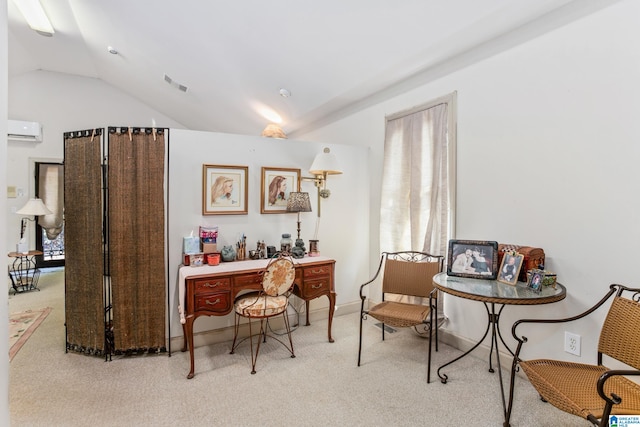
[261,124,287,139]
[16,198,52,216]
[286,192,312,213]
[309,147,342,175]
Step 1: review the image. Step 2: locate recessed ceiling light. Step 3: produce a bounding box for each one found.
[279,88,291,98]
[107,46,118,55]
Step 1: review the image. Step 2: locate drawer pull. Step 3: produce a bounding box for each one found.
[205,298,221,305]
[311,283,323,289]
[311,268,325,274]
[204,281,223,288]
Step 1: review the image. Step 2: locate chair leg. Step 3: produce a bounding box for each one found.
[230,312,241,354]
[358,309,364,366]
[248,317,262,375]
[281,311,295,358]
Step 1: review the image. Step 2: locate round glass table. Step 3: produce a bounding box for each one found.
[432,272,566,426]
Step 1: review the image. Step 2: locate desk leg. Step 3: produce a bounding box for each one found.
[327,291,336,343]
[182,317,196,379]
[301,292,335,343]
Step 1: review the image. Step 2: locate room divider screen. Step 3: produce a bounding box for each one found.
[64,127,167,358]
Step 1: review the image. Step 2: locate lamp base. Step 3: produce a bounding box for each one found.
[16,241,29,254]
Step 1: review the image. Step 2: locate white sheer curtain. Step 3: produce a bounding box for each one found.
[380,93,456,256]
[38,163,64,240]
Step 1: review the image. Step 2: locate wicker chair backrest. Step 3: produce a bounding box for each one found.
[381,258,440,298]
[598,296,640,369]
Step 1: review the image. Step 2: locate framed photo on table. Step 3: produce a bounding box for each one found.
[497,252,524,286]
[528,270,544,293]
[447,239,499,280]
[260,167,301,214]
[202,164,248,215]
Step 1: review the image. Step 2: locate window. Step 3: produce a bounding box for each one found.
[380,92,457,256]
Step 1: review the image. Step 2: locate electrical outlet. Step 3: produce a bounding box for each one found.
[564,331,581,356]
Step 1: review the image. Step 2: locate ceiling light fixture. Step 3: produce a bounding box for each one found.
[13,0,55,36]
[261,124,287,139]
[279,88,291,98]
[107,46,118,55]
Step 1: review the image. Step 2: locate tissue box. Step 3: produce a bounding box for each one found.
[183,236,200,254]
[16,242,28,254]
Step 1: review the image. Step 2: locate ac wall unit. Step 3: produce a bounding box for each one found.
[7,119,42,142]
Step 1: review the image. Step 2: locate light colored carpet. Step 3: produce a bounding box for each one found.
[9,269,588,426]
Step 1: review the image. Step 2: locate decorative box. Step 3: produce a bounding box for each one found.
[498,244,545,282]
[189,253,204,267]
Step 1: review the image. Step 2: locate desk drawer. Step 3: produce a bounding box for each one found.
[299,278,330,299]
[194,277,231,292]
[194,292,231,313]
[234,272,262,289]
[303,265,332,279]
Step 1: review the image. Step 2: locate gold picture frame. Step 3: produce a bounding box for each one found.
[202,164,248,215]
[260,167,301,214]
[497,252,524,286]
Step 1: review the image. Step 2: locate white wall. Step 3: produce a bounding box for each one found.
[1,0,10,422]
[6,70,184,253]
[167,129,370,341]
[298,0,640,362]
[5,68,371,356]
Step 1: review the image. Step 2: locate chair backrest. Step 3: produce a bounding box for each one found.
[262,256,296,297]
[598,296,640,369]
[382,258,441,298]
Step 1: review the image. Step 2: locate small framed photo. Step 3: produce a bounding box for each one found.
[202,164,248,215]
[528,271,544,293]
[497,252,524,286]
[447,240,499,280]
[260,167,301,214]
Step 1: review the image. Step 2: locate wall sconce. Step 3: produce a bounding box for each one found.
[16,198,52,252]
[300,147,342,217]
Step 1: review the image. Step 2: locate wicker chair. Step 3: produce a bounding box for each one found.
[505,284,640,426]
[230,254,296,374]
[358,251,444,383]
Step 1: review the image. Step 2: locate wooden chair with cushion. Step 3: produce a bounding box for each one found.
[505,284,640,426]
[358,251,444,383]
[230,254,296,374]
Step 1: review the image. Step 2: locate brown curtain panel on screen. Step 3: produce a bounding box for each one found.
[64,133,105,354]
[108,129,166,352]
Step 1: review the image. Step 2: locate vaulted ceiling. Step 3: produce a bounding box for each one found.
[7,0,613,138]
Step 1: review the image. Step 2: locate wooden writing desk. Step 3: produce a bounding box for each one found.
[178,256,336,378]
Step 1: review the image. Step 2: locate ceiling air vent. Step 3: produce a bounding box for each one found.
[163,74,188,93]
